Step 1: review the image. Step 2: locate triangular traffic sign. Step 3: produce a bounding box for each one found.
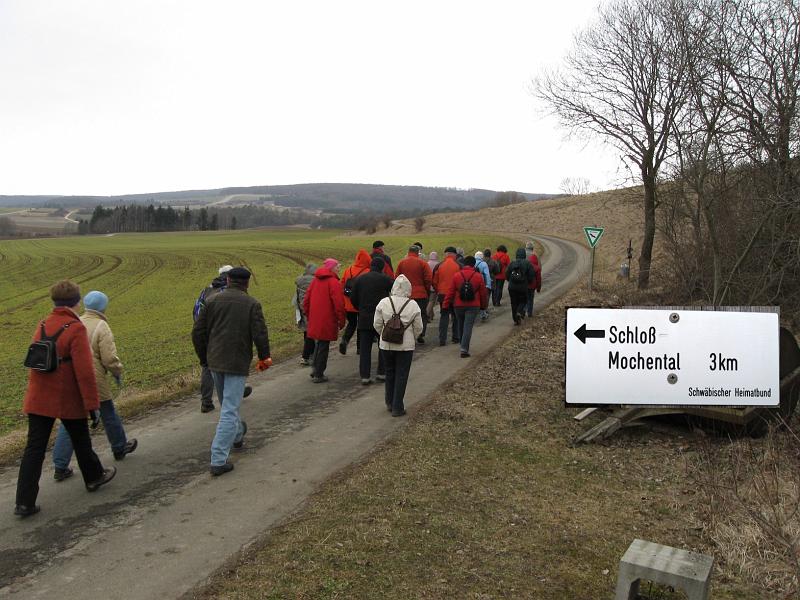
[583,226,604,248]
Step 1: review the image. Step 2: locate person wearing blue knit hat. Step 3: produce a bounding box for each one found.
[51,290,137,481]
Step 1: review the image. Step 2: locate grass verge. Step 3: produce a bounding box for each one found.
[187,281,775,599]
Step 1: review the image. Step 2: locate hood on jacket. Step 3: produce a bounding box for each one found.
[211,274,228,288]
[370,256,386,272]
[350,249,372,272]
[314,267,338,280]
[515,248,527,260]
[391,274,412,298]
[304,262,317,275]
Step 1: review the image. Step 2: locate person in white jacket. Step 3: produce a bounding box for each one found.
[373,275,423,417]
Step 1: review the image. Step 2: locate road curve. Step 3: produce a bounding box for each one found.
[0,235,588,599]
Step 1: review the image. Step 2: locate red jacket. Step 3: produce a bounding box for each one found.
[396,253,433,299]
[23,307,100,419]
[341,249,372,312]
[492,251,511,280]
[443,267,489,310]
[371,249,395,278]
[303,267,346,341]
[528,254,542,292]
[432,255,461,295]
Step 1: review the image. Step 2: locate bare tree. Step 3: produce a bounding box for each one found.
[0,216,16,236]
[488,191,527,207]
[559,177,594,196]
[534,0,687,288]
[413,216,426,232]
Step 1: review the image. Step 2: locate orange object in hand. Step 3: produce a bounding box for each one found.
[256,357,273,372]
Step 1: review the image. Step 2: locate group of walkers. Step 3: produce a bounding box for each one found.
[294,240,542,415]
[13,238,541,515]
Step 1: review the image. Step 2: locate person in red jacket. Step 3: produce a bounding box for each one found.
[525,241,542,317]
[15,280,116,518]
[339,249,371,355]
[432,246,462,345]
[303,259,346,383]
[491,245,511,306]
[395,245,433,344]
[443,256,489,358]
[370,240,395,278]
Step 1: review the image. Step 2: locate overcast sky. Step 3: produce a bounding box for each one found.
[0,0,624,197]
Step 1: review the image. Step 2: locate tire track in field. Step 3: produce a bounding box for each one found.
[110,253,165,299]
[1,254,124,314]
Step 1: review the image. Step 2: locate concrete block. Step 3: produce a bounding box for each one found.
[614,538,714,600]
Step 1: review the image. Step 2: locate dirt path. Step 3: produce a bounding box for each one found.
[0,235,588,599]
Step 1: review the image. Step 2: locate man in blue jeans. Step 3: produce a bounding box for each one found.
[52,290,136,481]
[192,267,271,476]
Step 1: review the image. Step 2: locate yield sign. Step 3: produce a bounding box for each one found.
[583,226,605,248]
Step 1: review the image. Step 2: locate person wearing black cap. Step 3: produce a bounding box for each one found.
[192,267,271,476]
[349,256,393,384]
[370,240,394,278]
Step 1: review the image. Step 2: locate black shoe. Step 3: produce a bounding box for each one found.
[114,439,138,461]
[361,378,372,385]
[460,352,470,358]
[452,338,460,343]
[210,463,234,476]
[243,386,252,398]
[375,374,386,382]
[338,340,347,355]
[391,409,407,417]
[312,375,329,383]
[386,404,392,412]
[417,336,425,344]
[54,467,73,482]
[201,402,215,413]
[86,467,117,492]
[439,340,446,347]
[14,504,40,518]
[233,421,248,449]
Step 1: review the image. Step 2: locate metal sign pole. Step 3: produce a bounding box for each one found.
[589,247,595,293]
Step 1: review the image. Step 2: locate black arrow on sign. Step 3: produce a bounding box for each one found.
[574,324,606,344]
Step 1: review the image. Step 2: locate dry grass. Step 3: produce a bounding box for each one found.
[188,283,771,600]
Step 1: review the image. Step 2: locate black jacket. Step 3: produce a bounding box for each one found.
[506,250,536,292]
[192,286,270,375]
[350,270,393,330]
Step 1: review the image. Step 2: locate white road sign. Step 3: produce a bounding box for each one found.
[565,308,780,406]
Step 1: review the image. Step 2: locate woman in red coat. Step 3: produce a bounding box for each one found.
[303,259,346,383]
[15,281,116,518]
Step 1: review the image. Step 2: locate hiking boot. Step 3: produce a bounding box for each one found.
[386,403,392,412]
[375,374,386,382]
[338,340,347,355]
[417,336,425,344]
[439,340,446,347]
[114,439,138,461]
[201,401,215,413]
[210,463,234,477]
[460,352,470,358]
[243,386,252,398]
[53,467,73,482]
[312,375,329,384]
[361,378,372,385]
[391,409,407,417]
[299,357,310,366]
[233,421,248,449]
[86,467,117,492]
[14,504,40,518]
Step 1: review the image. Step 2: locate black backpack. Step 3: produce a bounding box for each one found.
[343,267,367,297]
[458,272,478,302]
[381,297,413,344]
[487,257,501,276]
[508,263,527,286]
[23,320,79,373]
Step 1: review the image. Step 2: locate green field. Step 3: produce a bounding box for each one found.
[0,229,516,435]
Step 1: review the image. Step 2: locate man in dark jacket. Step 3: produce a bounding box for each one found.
[370,240,395,278]
[350,257,393,384]
[194,265,231,413]
[505,248,537,325]
[192,267,271,476]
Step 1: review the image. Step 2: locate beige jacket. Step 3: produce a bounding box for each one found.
[374,275,423,351]
[80,310,123,400]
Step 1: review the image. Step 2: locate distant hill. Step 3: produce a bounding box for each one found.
[0,183,557,212]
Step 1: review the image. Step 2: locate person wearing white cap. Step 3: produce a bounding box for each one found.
[193,265,251,412]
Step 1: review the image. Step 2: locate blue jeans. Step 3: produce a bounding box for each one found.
[526,289,536,316]
[454,307,479,354]
[53,399,127,469]
[210,371,246,467]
